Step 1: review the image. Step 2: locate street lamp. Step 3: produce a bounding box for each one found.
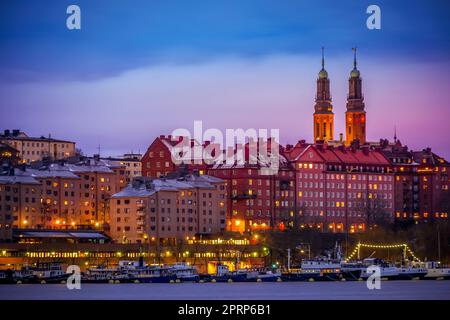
[296,243,311,259]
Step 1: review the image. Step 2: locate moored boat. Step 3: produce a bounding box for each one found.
[167,262,199,282]
[29,262,70,284]
[281,268,321,282]
[300,258,342,281]
[422,261,450,280]
[360,258,399,280]
[210,264,248,282]
[117,260,176,283]
[83,266,130,283]
[340,262,365,280]
[395,265,428,280]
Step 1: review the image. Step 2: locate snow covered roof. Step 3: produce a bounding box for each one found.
[15,167,80,179]
[111,174,224,198]
[0,175,40,185]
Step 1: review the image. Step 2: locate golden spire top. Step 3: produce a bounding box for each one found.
[318,46,328,79]
[350,47,360,78]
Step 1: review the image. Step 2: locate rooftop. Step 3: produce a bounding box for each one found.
[112,174,224,198]
[0,130,74,144]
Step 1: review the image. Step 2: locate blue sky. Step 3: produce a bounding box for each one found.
[0,0,449,157]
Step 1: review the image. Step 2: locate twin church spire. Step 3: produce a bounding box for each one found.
[313,47,366,145]
[313,47,334,142]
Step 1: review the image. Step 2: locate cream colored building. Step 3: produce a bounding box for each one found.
[0,130,75,163]
[0,158,127,238]
[109,174,227,244]
[100,154,142,183]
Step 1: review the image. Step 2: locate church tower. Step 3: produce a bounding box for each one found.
[313,47,334,142]
[345,47,366,145]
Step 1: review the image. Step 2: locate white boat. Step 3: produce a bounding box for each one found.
[360,258,399,280]
[166,262,199,282]
[30,262,70,283]
[422,261,450,280]
[83,267,130,283]
[254,269,282,282]
[395,265,428,280]
[301,258,342,281]
[118,260,176,283]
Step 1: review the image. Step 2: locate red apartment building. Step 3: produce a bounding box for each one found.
[141,135,210,178]
[378,139,449,222]
[208,145,295,233]
[289,142,395,233]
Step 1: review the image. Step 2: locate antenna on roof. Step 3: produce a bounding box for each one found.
[48,133,52,160]
[394,125,397,143]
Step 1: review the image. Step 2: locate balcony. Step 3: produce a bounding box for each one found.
[136,211,146,217]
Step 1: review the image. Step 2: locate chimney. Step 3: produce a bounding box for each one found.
[4,129,10,137]
[362,146,370,155]
[339,133,343,143]
[350,139,360,150]
[168,134,172,140]
[12,129,20,136]
[93,154,100,161]
[159,135,165,139]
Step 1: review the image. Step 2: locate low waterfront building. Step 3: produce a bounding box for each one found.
[13,228,110,244]
[0,129,75,164]
[109,173,227,244]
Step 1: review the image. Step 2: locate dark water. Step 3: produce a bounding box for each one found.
[1,281,449,300]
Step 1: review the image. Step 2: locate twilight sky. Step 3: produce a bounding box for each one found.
[0,0,449,158]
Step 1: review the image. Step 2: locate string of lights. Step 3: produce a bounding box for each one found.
[344,242,421,262]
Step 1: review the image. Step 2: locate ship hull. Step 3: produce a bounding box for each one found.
[211,274,248,282]
[281,272,320,282]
